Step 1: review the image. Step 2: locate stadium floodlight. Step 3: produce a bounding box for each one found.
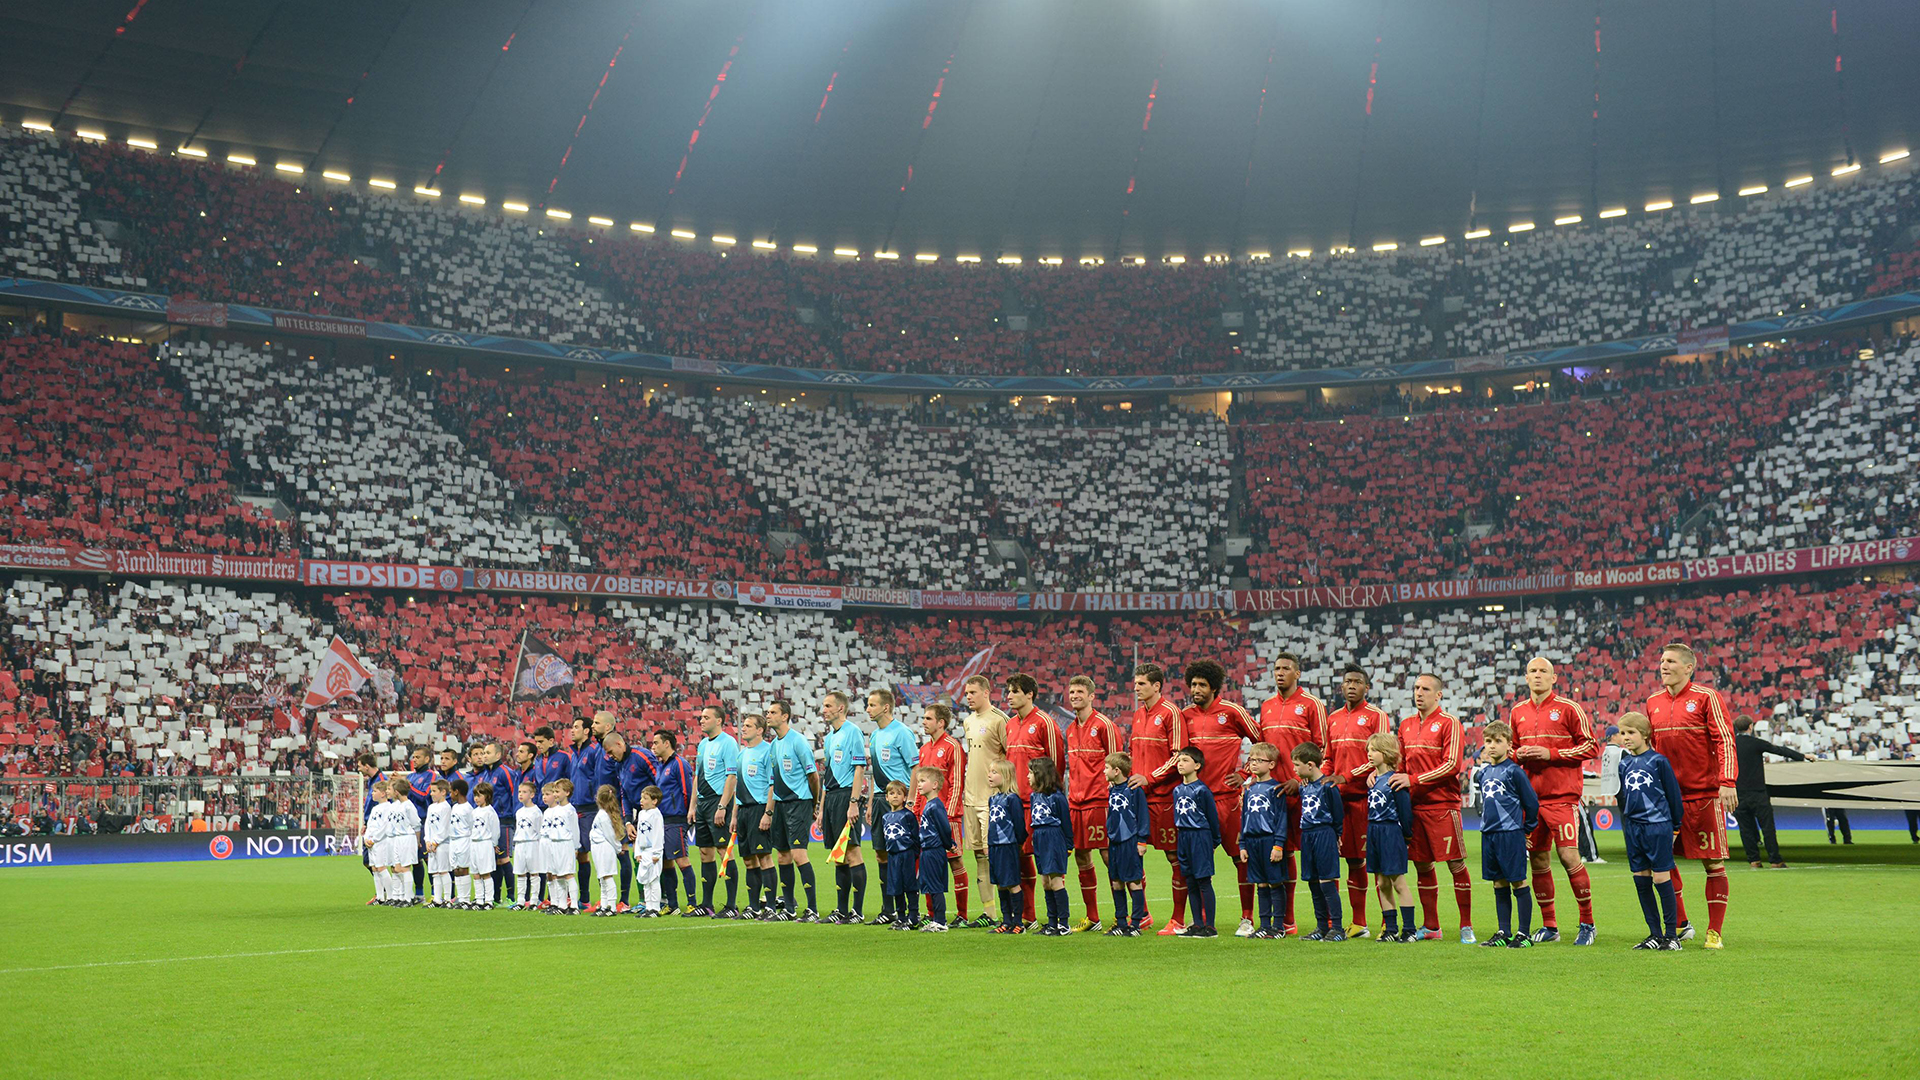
[76,129,108,141]
[1372,242,1398,251]
[1689,192,1719,204]
[956,254,981,263]
[1881,149,1910,164]
[275,162,304,175]
[1507,222,1535,233]
[1042,256,1064,265]
[1553,214,1582,226]
[1737,184,1768,196]
[1463,229,1491,239]
[1246,252,1270,260]
[1643,200,1672,211]
[19,120,53,132]
[1132,256,1148,265]
[1598,207,1626,218]
[500,200,528,212]
[711,235,736,245]
[588,216,614,227]
[1832,162,1861,176]
[670,229,696,239]
[177,145,208,157]
[752,239,777,250]
[126,137,158,150]
[226,153,256,166]
[630,221,653,231]
[792,243,818,253]
[916,253,939,261]
[459,194,485,206]
[873,250,898,259]
[1164,255,1185,264]
[367,178,396,189]
[999,255,1023,265]
[322,170,351,183]
[545,208,572,220]
[1784,175,1813,188]
[833,247,859,257]
[1287,249,1311,257]
[415,185,441,197]
[1419,236,1446,246]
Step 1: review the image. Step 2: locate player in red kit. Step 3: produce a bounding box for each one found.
[1324,662,1388,937]
[1257,652,1323,935]
[1126,663,1187,934]
[1646,642,1737,949]
[1389,673,1473,943]
[1180,660,1261,936]
[1064,674,1122,932]
[1003,672,1064,927]
[915,702,969,925]
[1510,656,1599,946]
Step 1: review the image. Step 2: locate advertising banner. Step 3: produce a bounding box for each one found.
[1676,325,1731,353]
[165,297,228,328]
[735,582,844,611]
[269,312,367,338]
[0,829,356,869]
[0,542,298,582]
[302,560,464,592]
[469,568,730,601]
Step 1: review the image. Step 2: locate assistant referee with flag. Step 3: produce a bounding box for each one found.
[815,691,869,922]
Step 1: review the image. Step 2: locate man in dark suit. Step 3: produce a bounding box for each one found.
[1733,715,1805,869]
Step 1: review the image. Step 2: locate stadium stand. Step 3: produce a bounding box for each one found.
[163,339,580,569]
[0,333,289,554]
[583,238,836,367]
[1239,252,1439,370]
[1665,337,1919,557]
[0,129,139,288]
[428,369,821,582]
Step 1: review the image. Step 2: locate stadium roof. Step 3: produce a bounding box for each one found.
[3,0,1916,261]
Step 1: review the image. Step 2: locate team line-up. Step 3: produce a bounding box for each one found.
[357,643,1738,951]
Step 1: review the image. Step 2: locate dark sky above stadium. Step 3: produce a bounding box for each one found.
[2,0,1915,259]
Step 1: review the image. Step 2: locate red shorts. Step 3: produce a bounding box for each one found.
[1527,801,1582,853]
[1407,806,1465,864]
[1070,806,1107,851]
[1148,801,1177,852]
[1338,797,1367,859]
[1677,797,1730,860]
[1216,798,1243,860]
[1283,792,1302,853]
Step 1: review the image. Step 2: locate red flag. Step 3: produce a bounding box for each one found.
[941,645,996,699]
[302,636,372,710]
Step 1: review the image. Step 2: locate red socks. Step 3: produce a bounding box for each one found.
[1450,862,1473,928]
[1670,865,1689,923]
[1531,867,1557,928]
[1021,853,1037,922]
[1568,864,1593,925]
[1416,865,1440,931]
[1170,858,1187,924]
[951,856,969,921]
[1238,859,1254,921]
[1345,860,1367,927]
[1078,865,1099,922]
[1705,866,1729,933]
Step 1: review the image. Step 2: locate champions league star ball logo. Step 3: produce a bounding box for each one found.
[1108,791,1129,813]
[1034,803,1057,825]
[1246,792,1273,816]
[1175,796,1198,818]
[883,821,908,843]
[989,803,1008,824]
[1301,794,1322,818]
[1481,779,1508,801]
[1624,769,1655,792]
[1367,788,1389,812]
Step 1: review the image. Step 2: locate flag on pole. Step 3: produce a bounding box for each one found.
[302,636,372,709]
[317,711,359,740]
[510,632,576,702]
[827,818,854,863]
[941,644,996,699]
[721,830,739,876]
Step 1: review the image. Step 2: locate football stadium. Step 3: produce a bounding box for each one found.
[1,1,1917,1076]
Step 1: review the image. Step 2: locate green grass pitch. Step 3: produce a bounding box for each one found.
[1,830,1914,1079]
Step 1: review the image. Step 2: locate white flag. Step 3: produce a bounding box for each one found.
[303,636,372,710]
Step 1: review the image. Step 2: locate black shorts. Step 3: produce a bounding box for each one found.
[662,820,687,862]
[738,802,773,857]
[772,799,815,850]
[869,796,893,854]
[693,794,726,850]
[820,788,856,850]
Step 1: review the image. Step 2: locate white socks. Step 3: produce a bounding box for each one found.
[478,875,495,906]
[600,876,616,908]
[517,874,531,902]
[433,872,450,902]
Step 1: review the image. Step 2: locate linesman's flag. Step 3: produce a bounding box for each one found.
[828,818,854,864]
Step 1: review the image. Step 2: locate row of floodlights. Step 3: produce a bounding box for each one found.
[13,118,1909,263]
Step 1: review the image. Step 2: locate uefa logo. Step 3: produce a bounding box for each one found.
[209,836,234,859]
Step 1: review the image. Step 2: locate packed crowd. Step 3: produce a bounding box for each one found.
[8,128,1915,377]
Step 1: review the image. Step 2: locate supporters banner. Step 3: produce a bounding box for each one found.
[165,297,228,328]
[911,590,1025,611]
[1675,325,1731,353]
[1030,590,1235,613]
[269,312,367,338]
[1681,536,1918,583]
[303,560,464,592]
[0,542,297,581]
[469,568,730,601]
[736,582,844,611]
[510,632,577,701]
[842,586,912,607]
[0,830,355,869]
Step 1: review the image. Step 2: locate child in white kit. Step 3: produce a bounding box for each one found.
[361,780,395,905]
[424,780,454,906]
[541,779,580,912]
[448,777,474,908]
[391,785,421,904]
[632,785,666,916]
[512,779,543,910]
[589,785,624,916]
[469,782,501,909]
